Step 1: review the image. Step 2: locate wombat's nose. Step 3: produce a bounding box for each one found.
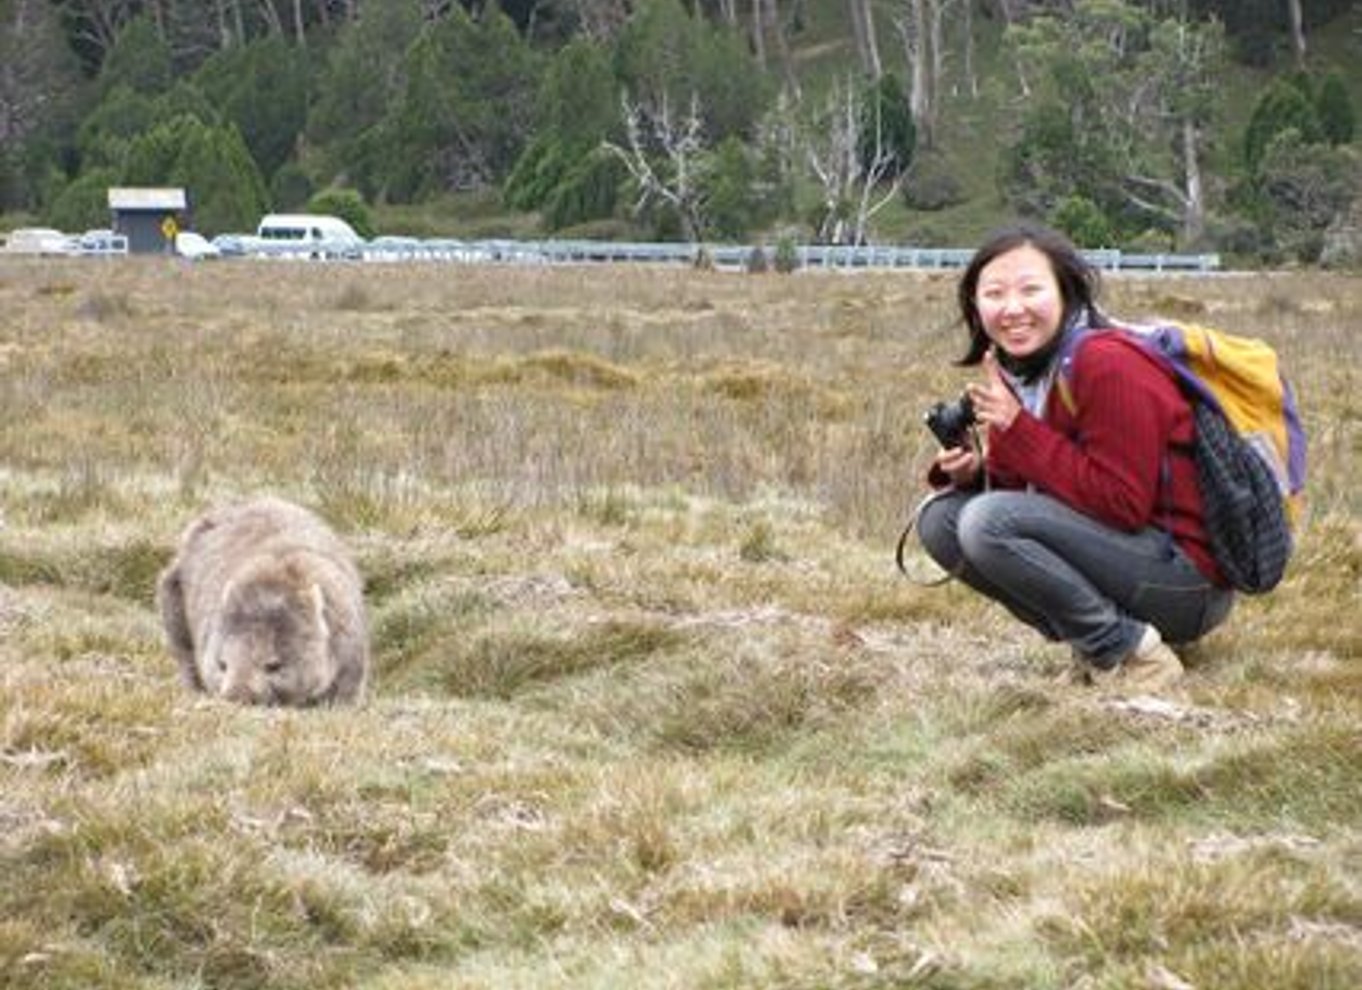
[220,670,268,705]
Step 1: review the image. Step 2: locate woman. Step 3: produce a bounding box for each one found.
[915,222,1233,693]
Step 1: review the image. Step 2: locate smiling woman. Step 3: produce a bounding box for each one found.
[913,221,1235,694]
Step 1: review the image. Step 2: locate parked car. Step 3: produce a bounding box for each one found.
[175,231,222,260]
[210,233,254,257]
[77,229,129,255]
[4,227,74,255]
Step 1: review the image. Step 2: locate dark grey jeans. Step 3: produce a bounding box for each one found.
[915,489,1234,669]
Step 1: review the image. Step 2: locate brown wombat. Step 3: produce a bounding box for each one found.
[157,497,370,706]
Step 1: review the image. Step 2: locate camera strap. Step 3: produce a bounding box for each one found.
[895,486,969,586]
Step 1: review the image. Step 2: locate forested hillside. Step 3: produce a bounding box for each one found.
[2,0,1358,262]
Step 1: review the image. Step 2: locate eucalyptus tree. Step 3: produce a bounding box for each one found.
[192,34,311,182]
[379,2,540,200]
[803,75,905,245]
[0,0,82,208]
[504,38,622,226]
[613,0,770,143]
[305,0,424,198]
[1003,0,1226,246]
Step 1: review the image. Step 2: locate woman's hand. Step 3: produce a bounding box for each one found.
[933,442,981,488]
[966,348,1022,432]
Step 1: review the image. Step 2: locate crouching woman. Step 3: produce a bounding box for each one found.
[914,222,1234,693]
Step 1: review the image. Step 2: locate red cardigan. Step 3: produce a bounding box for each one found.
[938,331,1224,586]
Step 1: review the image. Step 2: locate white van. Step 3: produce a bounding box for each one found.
[254,213,362,259]
[4,227,75,255]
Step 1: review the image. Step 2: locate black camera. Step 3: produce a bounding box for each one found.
[924,393,976,449]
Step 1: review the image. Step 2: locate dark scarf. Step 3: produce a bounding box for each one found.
[996,307,1093,384]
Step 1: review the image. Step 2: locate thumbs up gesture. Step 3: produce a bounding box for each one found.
[966,348,1022,432]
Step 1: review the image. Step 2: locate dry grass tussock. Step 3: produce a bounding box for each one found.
[0,256,1359,989]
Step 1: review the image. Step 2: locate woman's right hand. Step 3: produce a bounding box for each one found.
[933,443,981,488]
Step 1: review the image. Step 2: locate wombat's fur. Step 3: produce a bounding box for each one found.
[157,497,370,706]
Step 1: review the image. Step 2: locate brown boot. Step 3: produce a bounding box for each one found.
[1063,647,1094,686]
[1094,625,1184,697]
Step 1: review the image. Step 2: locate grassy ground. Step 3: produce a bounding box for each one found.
[0,257,1358,990]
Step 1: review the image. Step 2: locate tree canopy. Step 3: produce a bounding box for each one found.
[1,0,1356,263]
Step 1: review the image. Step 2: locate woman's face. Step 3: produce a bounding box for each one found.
[974,243,1065,359]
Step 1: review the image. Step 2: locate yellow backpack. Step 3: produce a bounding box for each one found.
[1057,321,1307,592]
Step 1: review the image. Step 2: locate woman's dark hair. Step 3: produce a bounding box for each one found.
[955,221,1102,366]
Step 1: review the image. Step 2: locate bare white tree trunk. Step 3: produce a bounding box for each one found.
[767,0,800,99]
[803,78,902,244]
[256,0,285,36]
[896,0,955,149]
[292,0,306,46]
[896,1,931,148]
[1181,118,1205,245]
[214,0,232,47]
[604,93,710,244]
[1286,0,1306,69]
[848,0,883,78]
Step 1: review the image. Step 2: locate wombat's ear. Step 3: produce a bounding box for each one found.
[310,583,331,640]
[180,516,216,546]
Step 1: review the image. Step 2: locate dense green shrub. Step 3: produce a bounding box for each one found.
[1053,196,1114,248]
[270,162,314,212]
[543,150,625,231]
[46,167,119,232]
[307,188,375,239]
[1244,79,1322,172]
[773,235,800,273]
[903,155,964,212]
[1315,71,1356,147]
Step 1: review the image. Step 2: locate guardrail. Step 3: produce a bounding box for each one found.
[96,234,1219,273]
[260,238,1219,272]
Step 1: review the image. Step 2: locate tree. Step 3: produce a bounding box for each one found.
[1053,194,1114,248]
[170,120,268,234]
[893,0,961,150]
[1315,70,1356,147]
[802,76,903,244]
[613,0,771,143]
[47,165,120,231]
[1285,0,1304,69]
[1254,132,1357,262]
[847,0,882,78]
[98,13,173,96]
[379,3,540,200]
[1244,77,1321,173]
[1003,0,1226,246]
[307,187,374,238]
[121,114,267,233]
[605,91,711,242]
[0,0,83,209]
[704,134,780,241]
[859,72,914,178]
[192,34,311,182]
[305,0,424,195]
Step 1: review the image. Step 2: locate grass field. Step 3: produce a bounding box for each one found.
[0,257,1358,989]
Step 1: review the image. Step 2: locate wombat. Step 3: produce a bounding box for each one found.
[157,497,370,706]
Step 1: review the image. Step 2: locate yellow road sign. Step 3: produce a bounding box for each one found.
[161,216,179,241]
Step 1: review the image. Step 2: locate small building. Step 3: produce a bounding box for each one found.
[108,187,189,254]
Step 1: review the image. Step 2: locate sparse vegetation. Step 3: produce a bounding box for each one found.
[0,257,1358,989]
